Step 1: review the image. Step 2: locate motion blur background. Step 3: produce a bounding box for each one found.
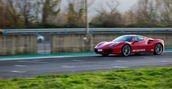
[0,0,172,29]
[0,0,172,55]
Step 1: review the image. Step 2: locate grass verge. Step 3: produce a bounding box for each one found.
[0,67,172,89]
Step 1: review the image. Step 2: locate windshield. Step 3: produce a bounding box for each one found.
[113,36,133,42]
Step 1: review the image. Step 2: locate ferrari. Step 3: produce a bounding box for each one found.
[95,35,164,56]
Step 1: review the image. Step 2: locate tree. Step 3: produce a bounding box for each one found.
[123,10,136,25]
[41,0,61,24]
[157,0,172,25]
[65,0,96,27]
[15,0,32,26]
[66,3,78,26]
[130,0,172,27]
[134,0,159,26]
[65,0,85,27]
[0,0,21,28]
[8,0,42,27]
[91,0,122,27]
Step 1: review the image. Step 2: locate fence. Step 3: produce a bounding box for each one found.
[1,28,172,35]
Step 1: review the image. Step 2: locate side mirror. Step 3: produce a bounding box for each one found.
[133,40,139,43]
[148,39,153,44]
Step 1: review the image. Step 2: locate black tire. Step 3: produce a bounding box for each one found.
[153,43,163,55]
[121,44,131,57]
[101,54,109,57]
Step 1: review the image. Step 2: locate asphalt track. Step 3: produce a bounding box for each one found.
[0,52,172,79]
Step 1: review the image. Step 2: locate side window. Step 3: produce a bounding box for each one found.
[132,37,138,42]
[132,36,146,42]
[138,36,146,41]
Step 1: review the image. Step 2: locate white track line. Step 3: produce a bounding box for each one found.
[15,65,27,67]
[11,70,26,73]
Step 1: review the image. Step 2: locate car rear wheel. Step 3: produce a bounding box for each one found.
[153,43,163,55]
[122,45,131,57]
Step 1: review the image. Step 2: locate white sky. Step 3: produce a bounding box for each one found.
[90,0,138,16]
[61,0,138,17]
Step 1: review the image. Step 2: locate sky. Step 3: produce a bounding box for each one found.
[61,0,138,17]
[90,0,138,16]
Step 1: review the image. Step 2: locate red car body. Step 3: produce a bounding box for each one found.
[95,35,164,56]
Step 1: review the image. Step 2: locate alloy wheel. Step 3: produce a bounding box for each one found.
[122,45,131,56]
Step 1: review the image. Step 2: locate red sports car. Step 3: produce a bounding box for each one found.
[95,35,164,56]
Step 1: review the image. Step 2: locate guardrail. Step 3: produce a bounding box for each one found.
[1,28,172,35]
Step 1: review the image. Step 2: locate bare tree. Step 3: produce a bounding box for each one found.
[123,10,136,25]
[135,0,159,25]
[106,0,119,13]
[131,0,172,26]
[15,0,33,26]
[157,0,172,25]
[91,0,122,27]
[0,0,21,27]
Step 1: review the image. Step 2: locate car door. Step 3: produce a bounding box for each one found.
[131,36,147,53]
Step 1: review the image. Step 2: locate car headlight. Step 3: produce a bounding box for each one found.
[110,44,118,48]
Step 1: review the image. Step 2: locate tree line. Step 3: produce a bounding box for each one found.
[0,0,172,29]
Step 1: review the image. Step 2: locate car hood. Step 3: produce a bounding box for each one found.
[95,41,120,49]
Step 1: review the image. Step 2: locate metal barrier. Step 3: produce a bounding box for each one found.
[1,28,172,35]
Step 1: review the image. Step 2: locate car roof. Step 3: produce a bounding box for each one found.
[122,35,146,37]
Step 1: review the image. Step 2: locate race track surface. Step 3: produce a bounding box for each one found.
[0,52,172,79]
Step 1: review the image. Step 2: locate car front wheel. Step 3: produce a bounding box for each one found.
[122,45,131,57]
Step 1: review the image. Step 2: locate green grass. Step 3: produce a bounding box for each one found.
[0,67,172,89]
